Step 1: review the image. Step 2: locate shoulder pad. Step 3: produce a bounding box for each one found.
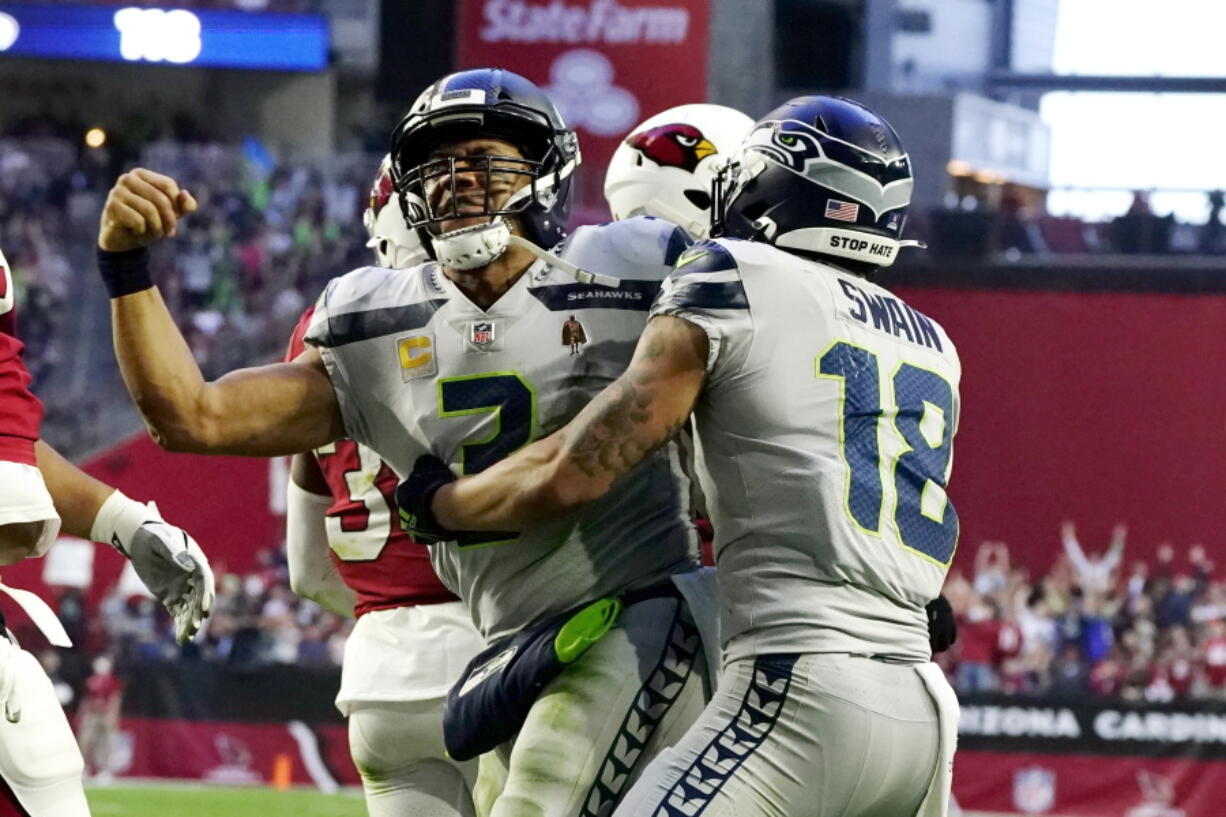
[671,239,740,275]
[326,263,441,310]
[327,264,398,296]
[558,216,691,282]
[311,263,448,348]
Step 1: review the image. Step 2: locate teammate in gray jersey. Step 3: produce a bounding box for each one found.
[398,96,962,817]
[94,68,711,817]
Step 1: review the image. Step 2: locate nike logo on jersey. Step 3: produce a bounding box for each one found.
[674,250,708,269]
[838,279,943,351]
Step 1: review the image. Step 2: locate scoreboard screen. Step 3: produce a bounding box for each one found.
[0,4,328,72]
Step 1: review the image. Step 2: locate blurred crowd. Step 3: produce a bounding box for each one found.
[36,542,351,778]
[138,142,373,378]
[37,541,353,710]
[0,139,88,389]
[923,188,1226,259]
[5,134,1224,395]
[939,524,1226,701]
[32,519,1226,709]
[100,543,353,667]
[0,137,376,388]
[5,134,1225,709]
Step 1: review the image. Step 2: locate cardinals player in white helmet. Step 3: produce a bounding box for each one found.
[604,103,754,239]
[283,157,485,817]
[363,154,430,269]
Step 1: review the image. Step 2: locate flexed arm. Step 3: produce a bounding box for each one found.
[100,169,344,456]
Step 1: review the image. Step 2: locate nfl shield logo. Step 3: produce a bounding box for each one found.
[470,321,495,347]
[1013,766,1055,814]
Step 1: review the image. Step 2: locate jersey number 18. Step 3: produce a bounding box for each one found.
[818,340,958,566]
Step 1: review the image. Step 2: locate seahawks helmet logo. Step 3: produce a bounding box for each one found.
[746,122,824,172]
[743,120,914,219]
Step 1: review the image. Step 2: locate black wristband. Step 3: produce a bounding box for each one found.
[97,246,154,298]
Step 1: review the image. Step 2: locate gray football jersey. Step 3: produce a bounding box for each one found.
[651,238,961,662]
[306,217,699,641]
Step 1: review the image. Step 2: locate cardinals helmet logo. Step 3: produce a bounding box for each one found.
[369,160,395,213]
[626,123,717,173]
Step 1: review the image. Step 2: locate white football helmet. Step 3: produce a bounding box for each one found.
[363,155,427,269]
[604,103,754,239]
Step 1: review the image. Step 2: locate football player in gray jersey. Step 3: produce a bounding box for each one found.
[399,97,962,817]
[95,68,713,817]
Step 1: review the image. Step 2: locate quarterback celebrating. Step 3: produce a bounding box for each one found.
[97,69,711,817]
[397,96,962,817]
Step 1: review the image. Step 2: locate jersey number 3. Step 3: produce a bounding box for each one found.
[818,341,958,566]
[438,372,537,547]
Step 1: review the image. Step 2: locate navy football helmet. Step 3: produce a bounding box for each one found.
[389,68,580,266]
[712,96,922,268]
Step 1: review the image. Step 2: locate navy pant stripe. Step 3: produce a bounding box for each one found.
[654,654,799,817]
[580,600,701,817]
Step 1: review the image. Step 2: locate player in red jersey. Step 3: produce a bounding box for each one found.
[0,245,54,561]
[283,157,486,817]
[0,247,214,817]
[75,656,123,782]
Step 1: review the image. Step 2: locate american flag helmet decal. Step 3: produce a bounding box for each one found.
[825,199,860,222]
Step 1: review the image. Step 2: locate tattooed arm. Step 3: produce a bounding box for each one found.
[432,315,709,531]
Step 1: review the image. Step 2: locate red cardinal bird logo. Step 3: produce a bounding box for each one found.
[627,123,717,173]
[369,163,395,213]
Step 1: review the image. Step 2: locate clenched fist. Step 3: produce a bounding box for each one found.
[99,168,198,252]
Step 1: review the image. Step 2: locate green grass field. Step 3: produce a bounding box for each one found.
[84,784,1031,817]
[86,784,367,817]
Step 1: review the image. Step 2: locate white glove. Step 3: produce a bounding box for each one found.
[91,491,215,644]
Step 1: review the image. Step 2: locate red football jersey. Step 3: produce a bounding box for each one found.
[286,307,457,617]
[0,252,43,465]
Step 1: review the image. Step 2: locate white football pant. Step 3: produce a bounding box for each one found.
[0,639,88,817]
[348,698,477,817]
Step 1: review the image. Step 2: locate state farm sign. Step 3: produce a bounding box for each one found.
[479,0,691,44]
[457,0,711,223]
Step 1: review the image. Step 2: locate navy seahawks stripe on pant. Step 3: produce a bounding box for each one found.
[655,655,795,817]
[580,597,703,817]
[482,594,708,817]
[613,653,942,817]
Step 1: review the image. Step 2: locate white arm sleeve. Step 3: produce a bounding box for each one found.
[286,479,357,618]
